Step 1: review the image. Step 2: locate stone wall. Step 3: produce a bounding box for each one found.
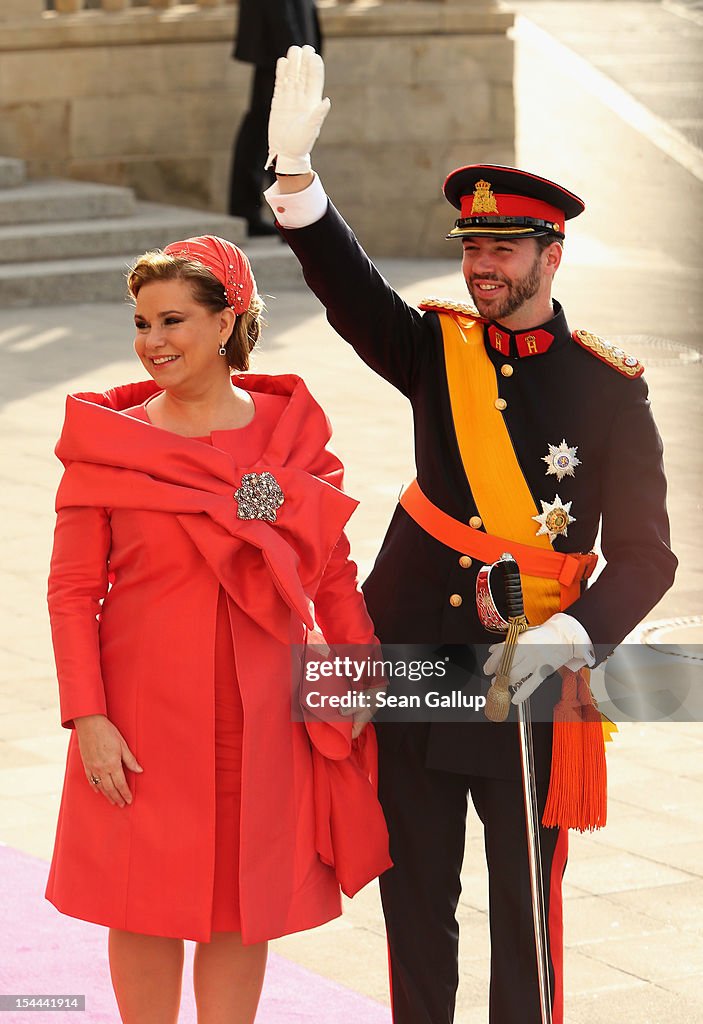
[0,2,515,256]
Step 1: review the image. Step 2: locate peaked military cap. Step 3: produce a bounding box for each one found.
[443,164,585,240]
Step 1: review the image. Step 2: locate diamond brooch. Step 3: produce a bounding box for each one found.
[234,471,285,523]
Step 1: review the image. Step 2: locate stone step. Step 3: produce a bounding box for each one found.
[0,179,137,226]
[0,254,142,308]
[0,233,302,309]
[0,157,26,189]
[0,202,247,263]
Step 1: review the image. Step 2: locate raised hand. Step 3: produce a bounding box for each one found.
[266,45,331,175]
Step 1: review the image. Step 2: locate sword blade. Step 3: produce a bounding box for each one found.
[501,554,553,1023]
[517,697,553,1024]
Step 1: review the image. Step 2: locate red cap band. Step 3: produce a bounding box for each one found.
[459,192,564,233]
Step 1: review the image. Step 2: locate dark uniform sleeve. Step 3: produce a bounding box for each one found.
[565,377,677,660]
[280,201,433,398]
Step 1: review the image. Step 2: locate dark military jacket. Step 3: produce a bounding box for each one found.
[282,201,677,777]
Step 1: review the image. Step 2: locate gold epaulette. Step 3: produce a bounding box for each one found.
[572,330,644,379]
[418,296,481,319]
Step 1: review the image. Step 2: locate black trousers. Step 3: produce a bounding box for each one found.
[377,723,567,1024]
[229,64,276,219]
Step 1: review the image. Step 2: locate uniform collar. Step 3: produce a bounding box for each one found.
[485,300,569,358]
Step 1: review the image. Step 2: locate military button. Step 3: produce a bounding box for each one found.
[449,594,463,608]
[459,555,472,569]
[494,398,507,411]
[469,515,482,529]
[500,364,513,377]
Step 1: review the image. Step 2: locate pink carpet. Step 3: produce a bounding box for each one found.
[0,844,390,1023]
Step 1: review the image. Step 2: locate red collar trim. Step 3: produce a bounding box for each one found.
[486,324,555,358]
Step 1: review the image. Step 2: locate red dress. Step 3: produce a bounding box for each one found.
[128,392,288,934]
[45,374,392,943]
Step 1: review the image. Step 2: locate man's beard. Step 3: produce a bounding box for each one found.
[469,254,542,321]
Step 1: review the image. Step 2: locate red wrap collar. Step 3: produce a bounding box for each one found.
[54,374,358,641]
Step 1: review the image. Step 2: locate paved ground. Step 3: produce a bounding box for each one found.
[1,3,702,1021]
[513,1,703,163]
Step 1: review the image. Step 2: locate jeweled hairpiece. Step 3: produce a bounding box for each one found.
[163,235,254,314]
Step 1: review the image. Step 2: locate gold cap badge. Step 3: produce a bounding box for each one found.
[470,180,499,216]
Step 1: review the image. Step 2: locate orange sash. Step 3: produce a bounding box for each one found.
[399,479,597,611]
[440,314,563,624]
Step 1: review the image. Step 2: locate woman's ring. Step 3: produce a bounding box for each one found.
[90,774,101,786]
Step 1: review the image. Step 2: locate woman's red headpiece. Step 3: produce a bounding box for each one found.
[163,235,254,315]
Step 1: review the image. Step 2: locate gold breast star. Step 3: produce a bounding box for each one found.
[542,439,581,482]
[532,494,575,541]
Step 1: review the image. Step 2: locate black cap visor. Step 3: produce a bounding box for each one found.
[447,215,565,241]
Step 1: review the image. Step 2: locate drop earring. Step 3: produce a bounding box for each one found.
[220,304,236,356]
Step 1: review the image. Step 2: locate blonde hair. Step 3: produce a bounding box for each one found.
[127,250,265,371]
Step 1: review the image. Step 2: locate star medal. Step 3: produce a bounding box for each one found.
[532,494,575,541]
[542,439,581,482]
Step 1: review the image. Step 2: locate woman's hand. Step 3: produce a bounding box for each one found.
[74,714,143,808]
[349,684,386,740]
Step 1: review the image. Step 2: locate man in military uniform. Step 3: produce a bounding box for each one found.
[263,47,677,1023]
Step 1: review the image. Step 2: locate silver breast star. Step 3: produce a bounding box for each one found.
[234,471,285,523]
[532,494,575,541]
[542,439,581,482]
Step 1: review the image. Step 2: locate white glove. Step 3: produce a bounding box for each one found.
[483,613,594,705]
[266,45,331,175]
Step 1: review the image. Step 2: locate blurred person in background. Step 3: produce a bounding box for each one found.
[229,0,321,236]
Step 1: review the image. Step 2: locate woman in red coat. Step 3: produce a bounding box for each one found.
[45,235,391,1023]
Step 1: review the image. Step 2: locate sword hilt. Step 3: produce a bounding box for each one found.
[503,556,525,620]
[485,554,529,723]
